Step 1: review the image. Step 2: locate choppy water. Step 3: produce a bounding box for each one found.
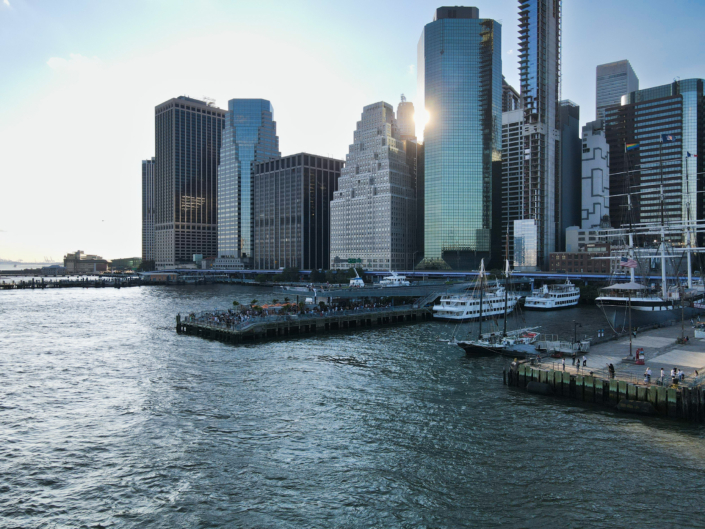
[1,285,705,528]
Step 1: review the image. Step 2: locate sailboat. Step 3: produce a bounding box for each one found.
[452,260,539,357]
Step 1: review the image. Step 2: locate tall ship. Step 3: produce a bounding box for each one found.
[524,280,580,310]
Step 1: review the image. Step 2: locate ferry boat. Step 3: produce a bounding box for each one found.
[524,280,580,310]
[433,260,519,321]
[379,271,410,287]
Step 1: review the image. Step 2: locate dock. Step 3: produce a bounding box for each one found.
[504,324,705,422]
[176,305,433,344]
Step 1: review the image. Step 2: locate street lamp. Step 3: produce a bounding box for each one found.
[573,321,582,345]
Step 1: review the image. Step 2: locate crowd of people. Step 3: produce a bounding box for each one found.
[191,299,406,329]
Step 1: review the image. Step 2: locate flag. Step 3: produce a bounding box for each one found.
[619,256,638,268]
[625,143,640,152]
[661,134,675,143]
[687,151,698,158]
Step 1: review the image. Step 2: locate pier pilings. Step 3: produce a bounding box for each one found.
[504,363,705,422]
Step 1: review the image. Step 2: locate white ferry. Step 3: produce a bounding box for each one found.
[433,286,519,321]
[379,271,410,287]
[524,280,580,310]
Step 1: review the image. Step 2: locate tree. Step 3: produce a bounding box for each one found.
[250,299,258,306]
[319,301,327,311]
[272,299,279,304]
[232,301,240,308]
[280,267,300,282]
[310,269,326,283]
[255,274,269,283]
[284,297,290,303]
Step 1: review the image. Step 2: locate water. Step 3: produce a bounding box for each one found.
[1,285,705,527]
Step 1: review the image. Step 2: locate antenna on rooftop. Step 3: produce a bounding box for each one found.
[203,96,216,107]
[401,94,406,103]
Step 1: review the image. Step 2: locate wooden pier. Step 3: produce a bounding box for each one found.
[176,306,433,344]
[505,362,705,422]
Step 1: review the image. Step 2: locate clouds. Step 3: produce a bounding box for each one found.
[46,54,101,72]
[3,0,11,8]
[408,64,415,75]
[507,49,514,55]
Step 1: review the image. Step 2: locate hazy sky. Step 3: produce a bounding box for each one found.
[2,0,704,262]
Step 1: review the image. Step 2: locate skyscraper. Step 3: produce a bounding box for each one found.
[418,6,502,270]
[596,60,639,122]
[330,102,417,271]
[253,153,342,270]
[518,0,562,268]
[581,119,609,229]
[559,100,581,251]
[217,99,280,269]
[141,157,155,263]
[154,96,225,269]
[502,76,521,112]
[605,79,704,234]
[396,95,416,141]
[500,108,524,264]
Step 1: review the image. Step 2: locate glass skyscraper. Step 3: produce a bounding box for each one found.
[605,79,703,236]
[217,99,280,267]
[417,6,502,270]
[596,60,639,122]
[141,157,155,262]
[518,0,562,268]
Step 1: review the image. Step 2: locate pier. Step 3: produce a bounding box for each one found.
[504,324,705,422]
[176,305,433,344]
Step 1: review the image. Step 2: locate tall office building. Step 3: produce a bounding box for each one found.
[141,157,156,262]
[396,95,416,141]
[500,108,524,264]
[418,6,502,270]
[330,102,417,271]
[502,76,521,112]
[518,0,562,268]
[154,97,225,269]
[559,100,581,251]
[596,60,639,122]
[253,153,343,270]
[217,99,280,269]
[605,79,704,233]
[581,119,610,228]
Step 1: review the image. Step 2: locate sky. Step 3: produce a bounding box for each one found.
[2,0,705,262]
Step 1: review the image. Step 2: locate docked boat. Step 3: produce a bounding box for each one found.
[524,279,580,310]
[433,286,519,321]
[379,271,410,287]
[455,327,540,357]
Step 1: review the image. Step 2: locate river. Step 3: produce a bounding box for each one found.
[1,284,704,527]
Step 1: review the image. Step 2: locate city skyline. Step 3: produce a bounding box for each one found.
[2,0,705,261]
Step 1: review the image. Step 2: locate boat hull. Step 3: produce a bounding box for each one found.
[523,301,579,310]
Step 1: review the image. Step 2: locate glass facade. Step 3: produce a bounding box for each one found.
[418,8,502,270]
[518,0,561,268]
[605,79,703,236]
[513,219,538,270]
[218,99,280,264]
[154,97,225,269]
[253,154,342,270]
[596,60,639,122]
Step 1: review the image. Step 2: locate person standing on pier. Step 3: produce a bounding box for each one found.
[562,358,565,371]
[582,356,587,367]
[572,352,576,365]
[660,368,665,385]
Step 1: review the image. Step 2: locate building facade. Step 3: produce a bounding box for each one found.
[63,251,109,273]
[253,153,342,270]
[396,96,416,141]
[217,99,280,268]
[518,0,562,268]
[330,102,417,271]
[500,108,525,264]
[513,219,538,271]
[418,6,502,269]
[154,96,225,269]
[559,100,581,251]
[502,76,521,112]
[548,247,610,274]
[605,79,704,232]
[581,119,610,228]
[596,60,639,122]
[141,157,156,262]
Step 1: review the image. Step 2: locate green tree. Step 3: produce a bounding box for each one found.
[232,301,240,308]
[250,299,258,306]
[310,269,326,282]
[272,299,279,304]
[279,267,300,282]
[284,297,290,303]
[255,274,269,283]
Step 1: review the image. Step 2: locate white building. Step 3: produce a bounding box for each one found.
[501,108,524,264]
[330,102,416,271]
[581,119,610,229]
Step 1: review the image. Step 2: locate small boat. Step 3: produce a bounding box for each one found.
[379,271,410,287]
[524,279,580,310]
[349,269,365,288]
